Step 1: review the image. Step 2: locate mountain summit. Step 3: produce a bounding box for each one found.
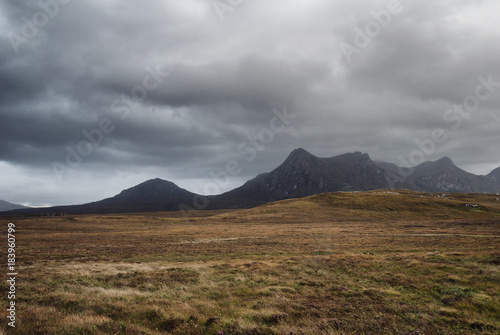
[111,178,194,203]
[282,148,318,168]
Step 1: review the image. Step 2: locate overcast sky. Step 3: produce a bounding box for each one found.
[1,0,499,206]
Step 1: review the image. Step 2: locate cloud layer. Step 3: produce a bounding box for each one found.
[1,0,499,206]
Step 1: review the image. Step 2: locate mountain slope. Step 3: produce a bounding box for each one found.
[0,200,28,212]
[487,167,500,191]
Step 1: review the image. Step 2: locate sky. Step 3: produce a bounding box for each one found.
[1,0,499,207]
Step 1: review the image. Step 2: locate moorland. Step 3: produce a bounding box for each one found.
[1,190,500,334]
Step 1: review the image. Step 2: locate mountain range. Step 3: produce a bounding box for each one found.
[0,200,28,212]
[3,148,500,215]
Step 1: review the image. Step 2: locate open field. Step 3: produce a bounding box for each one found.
[1,190,500,334]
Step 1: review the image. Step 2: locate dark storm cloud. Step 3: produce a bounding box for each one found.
[143,57,328,110]
[0,0,499,206]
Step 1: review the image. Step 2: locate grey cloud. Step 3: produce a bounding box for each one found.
[1,0,499,206]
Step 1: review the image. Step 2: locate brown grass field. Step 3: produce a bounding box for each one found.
[1,190,500,334]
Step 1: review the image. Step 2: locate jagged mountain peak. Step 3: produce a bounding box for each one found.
[413,156,460,175]
[435,156,454,166]
[285,148,317,161]
[284,149,372,166]
[290,147,309,155]
[279,148,320,170]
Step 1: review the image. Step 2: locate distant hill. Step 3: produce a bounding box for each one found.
[4,149,500,215]
[2,179,197,215]
[92,178,198,212]
[0,200,28,212]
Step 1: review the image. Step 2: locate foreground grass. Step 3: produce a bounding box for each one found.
[1,191,499,334]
